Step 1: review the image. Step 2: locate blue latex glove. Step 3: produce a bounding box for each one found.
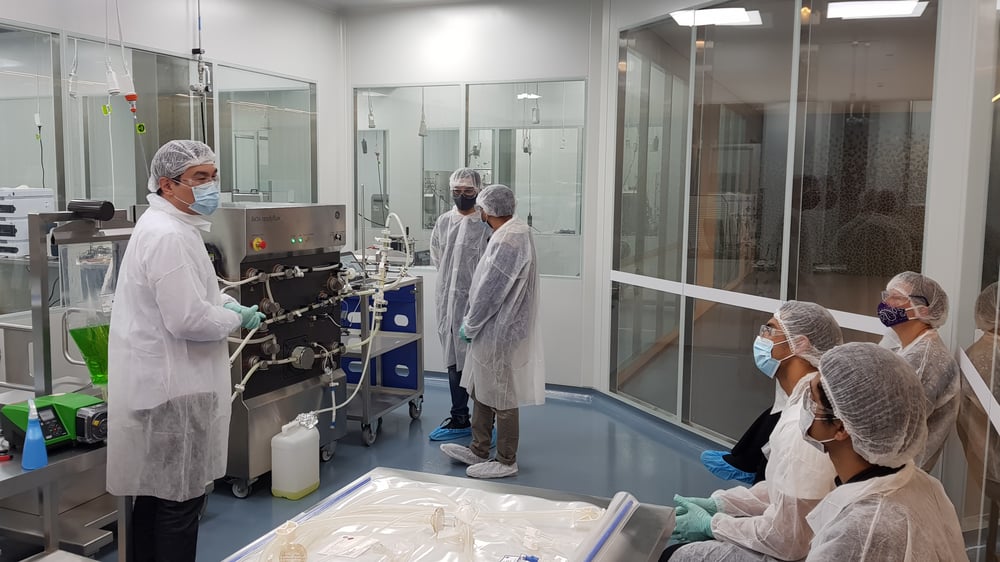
[224,302,266,329]
[459,324,472,343]
[673,494,718,516]
[671,496,714,543]
[700,450,756,485]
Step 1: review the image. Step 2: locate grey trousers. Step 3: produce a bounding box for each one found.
[470,391,519,465]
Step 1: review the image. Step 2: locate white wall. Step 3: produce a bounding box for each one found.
[347,1,593,85]
[346,0,595,388]
[0,0,347,211]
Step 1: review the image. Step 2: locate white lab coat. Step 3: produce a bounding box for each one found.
[672,373,836,562]
[461,218,544,410]
[897,329,960,470]
[107,194,241,502]
[430,208,490,371]
[805,464,967,561]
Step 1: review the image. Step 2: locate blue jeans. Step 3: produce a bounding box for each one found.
[448,364,470,424]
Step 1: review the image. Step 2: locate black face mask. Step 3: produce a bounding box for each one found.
[454,195,477,211]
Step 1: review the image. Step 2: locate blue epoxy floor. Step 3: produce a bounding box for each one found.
[2,374,728,561]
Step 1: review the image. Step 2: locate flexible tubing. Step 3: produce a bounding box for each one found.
[230,362,261,402]
[228,326,259,366]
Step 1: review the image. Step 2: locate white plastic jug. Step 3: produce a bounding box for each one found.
[271,421,320,500]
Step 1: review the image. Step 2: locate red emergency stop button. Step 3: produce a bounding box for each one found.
[252,237,267,251]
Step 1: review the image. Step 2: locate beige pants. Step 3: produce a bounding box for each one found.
[470,391,519,465]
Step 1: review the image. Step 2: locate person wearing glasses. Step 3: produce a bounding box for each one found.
[663,301,842,561]
[877,271,959,471]
[108,140,264,561]
[801,342,965,560]
[427,168,492,441]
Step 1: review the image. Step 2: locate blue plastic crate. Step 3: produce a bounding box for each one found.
[380,341,420,390]
[382,286,417,333]
[340,286,417,333]
[341,356,377,385]
[341,296,363,330]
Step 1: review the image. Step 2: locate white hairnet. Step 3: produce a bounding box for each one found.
[476,184,516,217]
[774,301,844,368]
[976,282,999,334]
[819,342,928,467]
[885,271,949,328]
[449,168,482,191]
[147,140,216,192]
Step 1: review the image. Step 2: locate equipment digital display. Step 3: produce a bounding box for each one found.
[38,408,55,421]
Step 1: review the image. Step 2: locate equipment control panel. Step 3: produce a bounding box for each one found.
[37,406,69,441]
[245,205,347,254]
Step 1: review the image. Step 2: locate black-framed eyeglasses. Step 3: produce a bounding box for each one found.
[452,188,477,197]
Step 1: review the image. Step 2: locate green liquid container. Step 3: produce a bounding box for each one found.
[69,324,110,386]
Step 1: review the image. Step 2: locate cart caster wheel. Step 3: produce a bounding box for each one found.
[408,399,422,420]
[231,480,252,499]
[377,417,383,431]
[362,424,377,446]
[320,442,336,462]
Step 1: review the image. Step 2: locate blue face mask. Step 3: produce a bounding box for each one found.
[753,336,788,379]
[175,180,220,215]
[877,302,911,328]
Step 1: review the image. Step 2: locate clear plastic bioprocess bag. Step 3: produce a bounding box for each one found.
[226,468,641,562]
[61,241,120,397]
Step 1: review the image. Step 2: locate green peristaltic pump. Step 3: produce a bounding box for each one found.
[0,393,107,449]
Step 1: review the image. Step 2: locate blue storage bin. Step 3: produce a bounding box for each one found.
[341,356,376,385]
[341,296,363,329]
[381,341,419,390]
[341,286,417,333]
[382,286,417,333]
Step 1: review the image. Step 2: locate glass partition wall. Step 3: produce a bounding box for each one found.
[353,81,585,276]
[0,23,316,315]
[215,65,317,205]
[0,25,58,192]
[611,0,1000,552]
[610,1,937,438]
[963,14,1000,553]
[353,85,462,265]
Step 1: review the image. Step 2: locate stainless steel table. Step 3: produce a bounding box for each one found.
[0,446,107,561]
[226,467,675,561]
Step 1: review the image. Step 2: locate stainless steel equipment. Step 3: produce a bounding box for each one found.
[0,201,129,559]
[197,203,350,498]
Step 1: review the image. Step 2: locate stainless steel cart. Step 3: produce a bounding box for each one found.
[342,276,424,445]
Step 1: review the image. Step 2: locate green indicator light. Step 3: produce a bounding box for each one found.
[290,238,296,244]
[298,237,304,243]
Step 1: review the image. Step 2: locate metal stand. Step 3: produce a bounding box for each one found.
[0,447,111,559]
[344,277,424,445]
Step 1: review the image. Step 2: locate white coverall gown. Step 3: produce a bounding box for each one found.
[672,373,837,561]
[898,329,960,470]
[107,194,241,502]
[430,208,490,371]
[805,464,967,561]
[460,218,544,410]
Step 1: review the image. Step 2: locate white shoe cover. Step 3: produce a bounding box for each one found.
[441,443,488,465]
[467,460,518,479]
